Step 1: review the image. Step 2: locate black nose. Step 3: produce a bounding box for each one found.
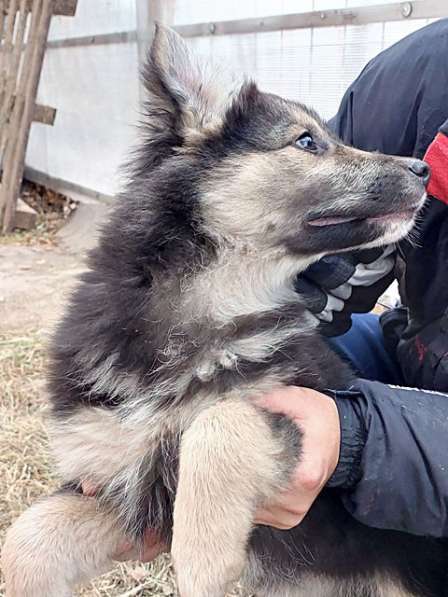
[408,160,431,185]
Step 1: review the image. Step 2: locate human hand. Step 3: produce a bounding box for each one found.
[296,246,396,337]
[253,386,340,530]
[82,482,167,562]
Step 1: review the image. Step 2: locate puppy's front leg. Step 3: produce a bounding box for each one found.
[2,490,125,597]
[172,398,294,597]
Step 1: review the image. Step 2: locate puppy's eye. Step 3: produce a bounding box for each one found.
[295,133,318,152]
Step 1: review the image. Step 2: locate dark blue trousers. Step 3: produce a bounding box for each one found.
[328,313,402,384]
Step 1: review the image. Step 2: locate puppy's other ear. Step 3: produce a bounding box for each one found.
[143,24,229,135]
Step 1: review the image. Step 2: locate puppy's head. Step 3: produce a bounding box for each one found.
[141,25,428,262]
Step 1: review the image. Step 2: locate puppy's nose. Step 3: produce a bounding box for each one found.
[408,160,431,186]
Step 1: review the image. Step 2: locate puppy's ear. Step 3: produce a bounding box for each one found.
[144,24,230,135]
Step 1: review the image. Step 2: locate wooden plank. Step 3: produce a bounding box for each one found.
[52,0,77,16]
[10,0,78,16]
[33,102,56,125]
[0,0,18,91]
[0,1,7,80]
[175,0,448,38]
[0,96,56,125]
[13,197,37,230]
[0,0,28,158]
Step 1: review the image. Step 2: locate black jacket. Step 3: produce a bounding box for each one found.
[331,19,448,391]
[328,380,448,538]
[319,19,448,537]
[329,18,448,391]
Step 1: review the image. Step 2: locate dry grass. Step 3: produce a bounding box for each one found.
[0,214,64,247]
[0,331,247,596]
[0,181,77,248]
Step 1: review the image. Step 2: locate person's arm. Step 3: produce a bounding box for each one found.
[255,381,448,538]
[393,117,448,391]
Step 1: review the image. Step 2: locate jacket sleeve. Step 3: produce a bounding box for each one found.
[326,379,448,538]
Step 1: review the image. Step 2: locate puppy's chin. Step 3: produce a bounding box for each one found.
[374,219,416,245]
[364,205,423,249]
[359,193,426,249]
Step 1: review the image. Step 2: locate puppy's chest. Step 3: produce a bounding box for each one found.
[191,318,322,386]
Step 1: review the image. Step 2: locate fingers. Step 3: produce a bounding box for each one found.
[138,532,167,562]
[254,488,313,530]
[113,530,167,562]
[255,506,305,530]
[81,480,98,497]
[253,386,312,419]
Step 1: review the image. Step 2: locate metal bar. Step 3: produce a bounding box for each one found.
[174,0,447,38]
[38,1,447,49]
[46,29,137,49]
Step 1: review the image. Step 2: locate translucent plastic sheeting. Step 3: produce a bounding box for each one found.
[26,1,139,197]
[187,18,432,121]
[24,0,439,197]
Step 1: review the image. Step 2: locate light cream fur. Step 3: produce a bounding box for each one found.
[171,398,287,597]
[2,493,125,597]
[183,249,317,325]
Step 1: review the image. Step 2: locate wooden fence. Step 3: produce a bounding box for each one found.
[0,0,77,233]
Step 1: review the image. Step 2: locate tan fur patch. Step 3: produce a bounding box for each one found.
[171,398,289,597]
[183,249,315,325]
[49,407,152,487]
[2,493,124,597]
[377,577,416,597]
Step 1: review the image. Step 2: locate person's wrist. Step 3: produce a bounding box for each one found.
[326,391,367,489]
[323,396,342,484]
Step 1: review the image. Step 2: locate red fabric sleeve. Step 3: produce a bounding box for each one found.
[424,132,448,205]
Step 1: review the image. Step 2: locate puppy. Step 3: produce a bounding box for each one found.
[3,25,442,597]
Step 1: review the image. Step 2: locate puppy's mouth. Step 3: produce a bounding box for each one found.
[306,200,425,228]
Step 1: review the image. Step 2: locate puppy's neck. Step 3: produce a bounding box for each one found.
[182,247,316,326]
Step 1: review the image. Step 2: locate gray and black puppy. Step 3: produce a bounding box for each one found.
[3,25,443,597]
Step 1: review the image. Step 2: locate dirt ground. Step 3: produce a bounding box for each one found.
[0,200,247,596]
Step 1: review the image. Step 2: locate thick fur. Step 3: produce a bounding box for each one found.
[3,25,446,597]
